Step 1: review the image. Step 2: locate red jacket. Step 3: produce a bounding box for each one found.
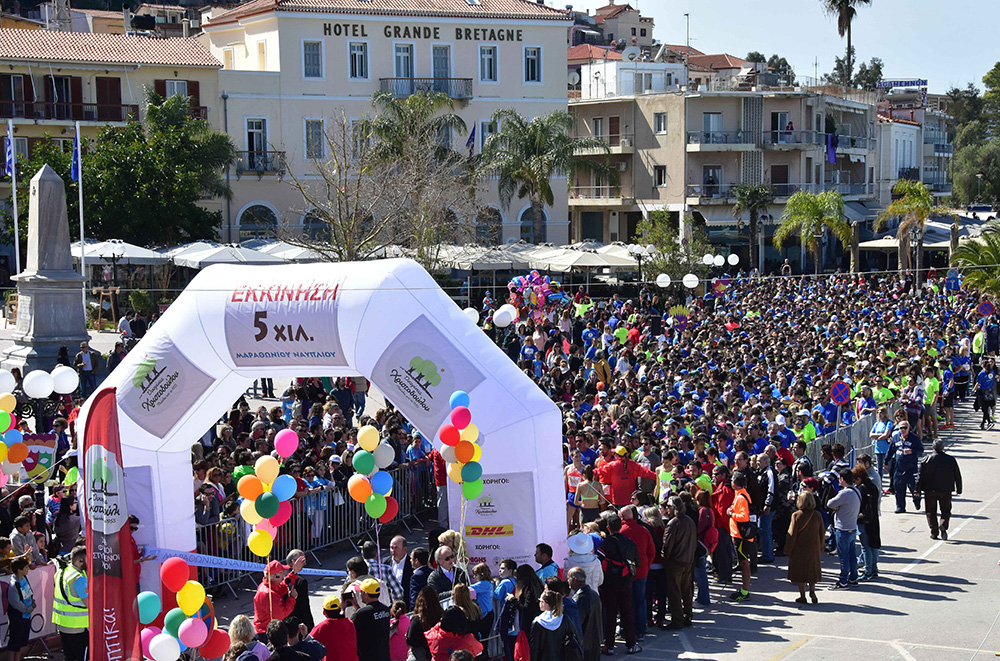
[620,518,655,579]
[310,617,358,661]
[594,458,656,506]
[253,578,297,634]
[711,483,734,531]
[430,449,447,487]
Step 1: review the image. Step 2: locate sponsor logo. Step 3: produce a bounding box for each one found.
[469,556,486,563]
[474,544,501,550]
[465,525,514,537]
[388,355,444,414]
[474,492,497,517]
[85,446,126,536]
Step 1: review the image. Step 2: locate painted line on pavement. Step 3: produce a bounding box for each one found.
[899,489,1000,574]
[768,636,811,660]
[890,640,918,661]
[703,625,1000,655]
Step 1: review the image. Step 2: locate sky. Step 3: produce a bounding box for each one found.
[567,0,999,94]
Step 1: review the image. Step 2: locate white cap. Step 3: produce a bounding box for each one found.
[774,414,786,426]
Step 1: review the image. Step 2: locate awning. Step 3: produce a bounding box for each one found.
[691,207,737,226]
[844,201,873,222]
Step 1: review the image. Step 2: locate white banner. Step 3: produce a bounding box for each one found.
[0,564,56,647]
[454,471,537,575]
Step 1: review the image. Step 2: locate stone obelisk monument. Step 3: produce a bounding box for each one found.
[2,165,88,371]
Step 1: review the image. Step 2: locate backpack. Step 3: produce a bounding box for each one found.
[734,493,759,541]
[857,483,878,525]
[816,470,842,510]
[562,625,584,661]
[597,535,635,580]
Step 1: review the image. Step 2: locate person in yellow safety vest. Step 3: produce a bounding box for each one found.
[52,545,88,661]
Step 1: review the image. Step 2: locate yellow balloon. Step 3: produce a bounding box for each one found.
[0,443,7,464]
[240,498,262,525]
[261,482,271,493]
[0,394,15,413]
[255,456,279,484]
[447,461,464,484]
[459,423,479,443]
[248,529,273,557]
[358,425,380,453]
[471,443,482,463]
[177,580,206,616]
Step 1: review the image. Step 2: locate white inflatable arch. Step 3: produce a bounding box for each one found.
[80,259,563,580]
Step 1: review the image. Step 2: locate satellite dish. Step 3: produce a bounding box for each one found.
[568,71,581,86]
[622,46,641,62]
[505,237,517,244]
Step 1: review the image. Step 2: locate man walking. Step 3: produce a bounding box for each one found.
[891,422,924,513]
[828,469,861,588]
[74,341,99,398]
[917,440,963,540]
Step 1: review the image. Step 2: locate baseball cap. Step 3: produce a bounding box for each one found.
[265,560,290,576]
[330,456,342,464]
[360,578,381,596]
[411,429,421,438]
[615,446,628,456]
[323,595,342,612]
[774,414,786,426]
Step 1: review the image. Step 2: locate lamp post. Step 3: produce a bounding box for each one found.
[17,367,79,434]
[977,173,984,201]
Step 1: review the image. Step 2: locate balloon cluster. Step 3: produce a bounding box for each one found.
[236,430,300,557]
[137,557,230,660]
[0,390,28,486]
[505,270,570,323]
[438,391,484,501]
[347,425,399,523]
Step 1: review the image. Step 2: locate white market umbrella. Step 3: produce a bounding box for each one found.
[160,241,219,259]
[173,244,285,269]
[70,239,168,265]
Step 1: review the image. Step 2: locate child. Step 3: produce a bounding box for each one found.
[470,563,495,637]
[6,558,34,661]
[309,595,357,661]
[389,600,410,661]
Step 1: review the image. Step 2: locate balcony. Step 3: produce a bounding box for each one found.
[923,134,953,156]
[923,178,953,194]
[761,129,823,149]
[572,133,634,155]
[235,151,286,178]
[686,183,736,204]
[0,101,138,122]
[568,186,629,208]
[685,131,756,152]
[898,167,920,182]
[835,133,872,151]
[378,78,472,99]
[825,182,874,199]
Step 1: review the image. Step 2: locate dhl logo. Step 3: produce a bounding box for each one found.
[465,525,514,537]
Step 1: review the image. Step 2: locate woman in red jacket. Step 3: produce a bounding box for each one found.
[710,466,735,586]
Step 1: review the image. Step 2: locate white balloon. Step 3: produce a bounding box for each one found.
[0,460,18,476]
[498,303,517,317]
[373,442,395,469]
[713,255,725,267]
[50,365,80,395]
[22,370,54,400]
[727,253,740,266]
[655,273,671,288]
[702,254,714,265]
[0,371,14,394]
[493,309,513,328]
[149,632,181,661]
[682,274,700,289]
[441,445,457,464]
[463,308,480,325]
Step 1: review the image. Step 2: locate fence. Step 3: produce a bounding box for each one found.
[195,459,437,596]
[804,402,901,471]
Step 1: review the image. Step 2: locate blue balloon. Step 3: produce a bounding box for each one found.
[450,391,470,410]
[3,429,21,445]
[370,470,393,496]
[136,591,160,625]
[271,474,297,502]
[461,461,483,483]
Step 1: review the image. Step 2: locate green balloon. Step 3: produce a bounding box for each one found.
[462,479,484,500]
[365,493,387,518]
[352,450,375,475]
[163,607,187,638]
[461,461,482,483]
[255,492,280,519]
[64,466,78,486]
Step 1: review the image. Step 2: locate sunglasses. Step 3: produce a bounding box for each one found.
[443,554,455,562]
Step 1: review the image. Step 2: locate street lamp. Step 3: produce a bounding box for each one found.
[628,243,657,283]
[977,173,984,201]
[18,367,79,433]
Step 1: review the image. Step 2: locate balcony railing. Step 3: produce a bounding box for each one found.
[235,150,286,178]
[686,183,736,198]
[835,133,872,150]
[572,133,634,148]
[898,167,920,181]
[686,130,755,145]
[379,77,473,99]
[826,182,873,196]
[0,101,139,122]
[761,129,823,146]
[923,178,953,193]
[569,186,626,200]
[687,182,873,199]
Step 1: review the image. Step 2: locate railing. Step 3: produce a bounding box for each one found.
[686,130,755,145]
[923,130,950,144]
[924,178,953,193]
[835,133,872,150]
[686,183,735,198]
[379,77,473,99]
[761,129,822,146]
[827,182,873,196]
[898,167,920,181]
[0,101,139,122]
[804,403,901,473]
[569,185,626,200]
[572,133,634,148]
[235,150,287,178]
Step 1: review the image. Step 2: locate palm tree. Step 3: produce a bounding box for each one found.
[952,223,1000,299]
[368,90,467,163]
[732,183,774,272]
[479,109,616,243]
[823,0,872,83]
[875,179,953,287]
[774,190,852,275]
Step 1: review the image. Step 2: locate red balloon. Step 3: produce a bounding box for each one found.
[439,424,460,447]
[270,500,292,527]
[378,496,399,523]
[199,628,231,659]
[450,406,472,430]
[160,557,190,593]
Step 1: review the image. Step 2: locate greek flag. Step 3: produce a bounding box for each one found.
[70,129,80,182]
[465,125,476,159]
[4,121,13,178]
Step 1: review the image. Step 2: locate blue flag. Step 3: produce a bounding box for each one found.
[70,131,80,182]
[465,125,476,159]
[4,121,13,178]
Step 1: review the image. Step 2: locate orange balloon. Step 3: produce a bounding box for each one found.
[7,443,27,464]
[455,441,475,464]
[237,475,263,501]
[348,474,372,503]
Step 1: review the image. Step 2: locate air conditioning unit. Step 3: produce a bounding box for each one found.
[620,137,632,147]
[616,161,628,171]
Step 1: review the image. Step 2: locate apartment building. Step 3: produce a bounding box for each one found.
[200,0,571,244]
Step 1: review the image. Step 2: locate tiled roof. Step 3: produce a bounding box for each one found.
[878,112,920,127]
[687,53,749,71]
[76,8,125,19]
[0,29,220,67]
[660,43,703,57]
[206,0,568,26]
[567,43,620,62]
[593,2,633,20]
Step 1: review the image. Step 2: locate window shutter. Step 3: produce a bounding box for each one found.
[22,74,34,118]
[187,80,200,108]
[154,79,166,98]
[70,76,83,120]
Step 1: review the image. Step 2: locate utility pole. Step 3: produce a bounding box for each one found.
[814,57,819,84]
[684,13,690,48]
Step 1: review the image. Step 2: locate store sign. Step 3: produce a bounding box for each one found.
[322,22,524,42]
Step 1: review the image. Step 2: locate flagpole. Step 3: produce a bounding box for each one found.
[75,121,85,310]
[7,120,19,276]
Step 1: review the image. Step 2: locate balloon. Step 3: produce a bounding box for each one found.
[237,475,263,500]
[136,591,161,625]
[373,443,395,469]
[455,441,475,464]
[378,496,399,523]
[149,632,181,661]
[357,425,380,452]
[0,459,18,475]
[160,557,190,593]
[440,445,457,464]
[463,307,480,324]
[0,443,8,465]
[439,424,460,447]
[493,308,513,328]
[163,607,187,638]
[462,479,484,500]
[461,461,483,483]
[2,428,19,445]
[240,498,263,525]
[178,616,209,648]
[51,365,80,394]
[0,372,14,394]
[255,492,280,519]
[459,423,479,443]
[450,406,471,430]
[64,465,78,485]
[352,450,375,475]
[255,456,280,483]
[21,370,54,399]
[177,580,206,617]
[449,391,470,409]
[0,412,11,436]
[200,628,231,659]
[471,443,482,462]
[7,442,26,464]
[270,500,292,527]
[347,474,372,503]
[370,470,393,496]
[274,429,299,458]
[365,492,387,518]
[2,415,13,434]
[255,518,277,537]
[140,627,161,660]
[271,474,297,501]
[247,529,273,557]
[447,461,464,484]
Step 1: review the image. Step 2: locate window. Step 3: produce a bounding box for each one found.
[633,72,652,93]
[480,120,497,152]
[631,27,636,36]
[394,44,413,78]
[0,75,25,117]
[223,48,234,70]
[305,119,324,160]
[592,117,603,139]
[349,42,368,80]
[164,80,188,97]
[303,41,323,78]
[640,28,647,37]
[479,46,497,82]
[257,42,266,70]
[654,166,667,187]
[519,207,546,243]
[5,137,27,164]
[239,204,278,239]
[524,47,541,83]
[654,112,667,134]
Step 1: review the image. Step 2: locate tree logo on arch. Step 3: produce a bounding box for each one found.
[406,356,443,395]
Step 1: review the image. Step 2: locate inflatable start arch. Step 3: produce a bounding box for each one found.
[79,259,563,584]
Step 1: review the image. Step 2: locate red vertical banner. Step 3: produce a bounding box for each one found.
[84,388,138,661]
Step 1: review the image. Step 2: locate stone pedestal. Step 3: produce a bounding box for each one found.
[2,165,88,372]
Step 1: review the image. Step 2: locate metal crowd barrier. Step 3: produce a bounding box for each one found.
[804,402,901,471]
[194,459,437,596]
